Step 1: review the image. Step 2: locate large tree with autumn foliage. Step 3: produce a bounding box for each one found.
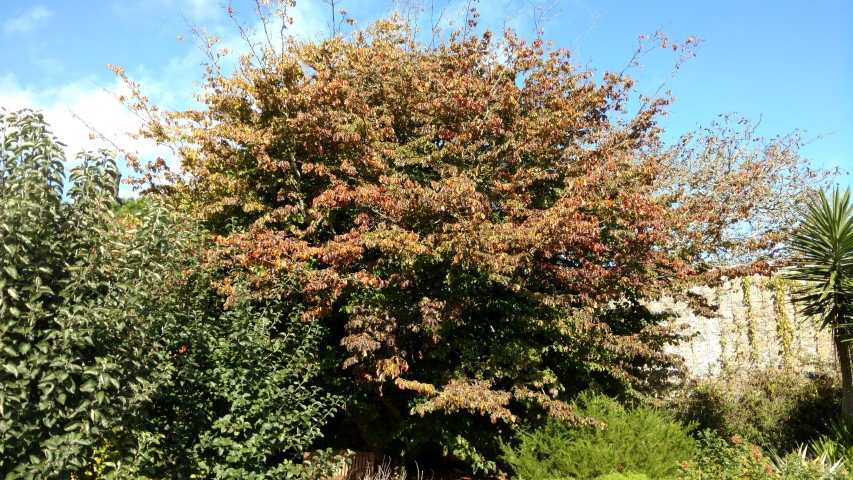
[114,1,831,470]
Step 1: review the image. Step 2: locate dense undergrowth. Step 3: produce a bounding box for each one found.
[492,371,850,480]
[670,367,840,455]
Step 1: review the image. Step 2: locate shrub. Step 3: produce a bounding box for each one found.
[0,109,339,478]
[0,109,188,476]
[679,431,775,480]
[771,445,848,479]
[164,281,342,478]
[88,203,342,478]
[680,431,850,479]
[670,367,839,453]
[501,393,694,479]
[809,417,853,468]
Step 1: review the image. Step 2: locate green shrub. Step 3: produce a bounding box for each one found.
[501,392,694,480]
[112,196,149,219]
[771,445,848,479]
[168,282,341,478]
[680,431,850,479]
[809,417,853,468]
[0,109,185,476]
[0,109,340,478]
[679,430,775,479]
[670,367,839,453]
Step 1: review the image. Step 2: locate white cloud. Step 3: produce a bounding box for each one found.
[181,0,224,20]
[111,0,225,25]
[4,6,51,35]
[0,74,173,196]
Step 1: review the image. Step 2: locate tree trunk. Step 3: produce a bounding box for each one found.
[835,329,853,424]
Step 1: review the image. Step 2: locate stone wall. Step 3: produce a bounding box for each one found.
[644,275,835,378]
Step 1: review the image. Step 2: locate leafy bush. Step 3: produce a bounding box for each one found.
[670,367,839,453]
[679,431,775,479]
[680,431,849,479]
[771,445,848,479]
[501,393,694,479]
[809,417,853,468]
[157,279,342,478]
[0,109,339,478]
[0,108,185,476]
[112,196,149,219]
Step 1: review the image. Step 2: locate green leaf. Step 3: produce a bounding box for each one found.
[3,364,18,377]
[3,265,19,280]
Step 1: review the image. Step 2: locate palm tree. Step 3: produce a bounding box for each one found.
[789,187,853,423]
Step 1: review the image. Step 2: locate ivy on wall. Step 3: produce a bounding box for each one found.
[684,275,829,378]
[767,276,794,367]
[740,276,759,364]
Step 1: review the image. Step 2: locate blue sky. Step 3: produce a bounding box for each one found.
[1,0,851,194]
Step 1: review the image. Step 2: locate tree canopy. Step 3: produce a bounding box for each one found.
[106,1,833,471]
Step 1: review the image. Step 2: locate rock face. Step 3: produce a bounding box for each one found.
[645,275,835,378]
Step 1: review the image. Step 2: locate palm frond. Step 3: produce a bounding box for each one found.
[788,187,853,331]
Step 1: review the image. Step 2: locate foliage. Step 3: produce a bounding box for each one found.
[115,2,700,467]
[809,417,853,468]
[658,116,833,266]
[771,445,847,480]
[501,393,694,479]
[680,431,849,480]
[788,187,853,329]
[0,108,184,477]
[148,272,341,478]
[788,187,853,422]
[82,232,342,478]
[112,196,149,219]
[669,367,839,454]
[109,0,831,470]
[0,108,338,478]
[679,431,775,480]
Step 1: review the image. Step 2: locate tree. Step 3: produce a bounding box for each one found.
[658,115,833,266]
[112,1,830,470]
[0,109,339,478]
[122,11,691,467]
[789,187,853,423]
[0,108,184,476]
